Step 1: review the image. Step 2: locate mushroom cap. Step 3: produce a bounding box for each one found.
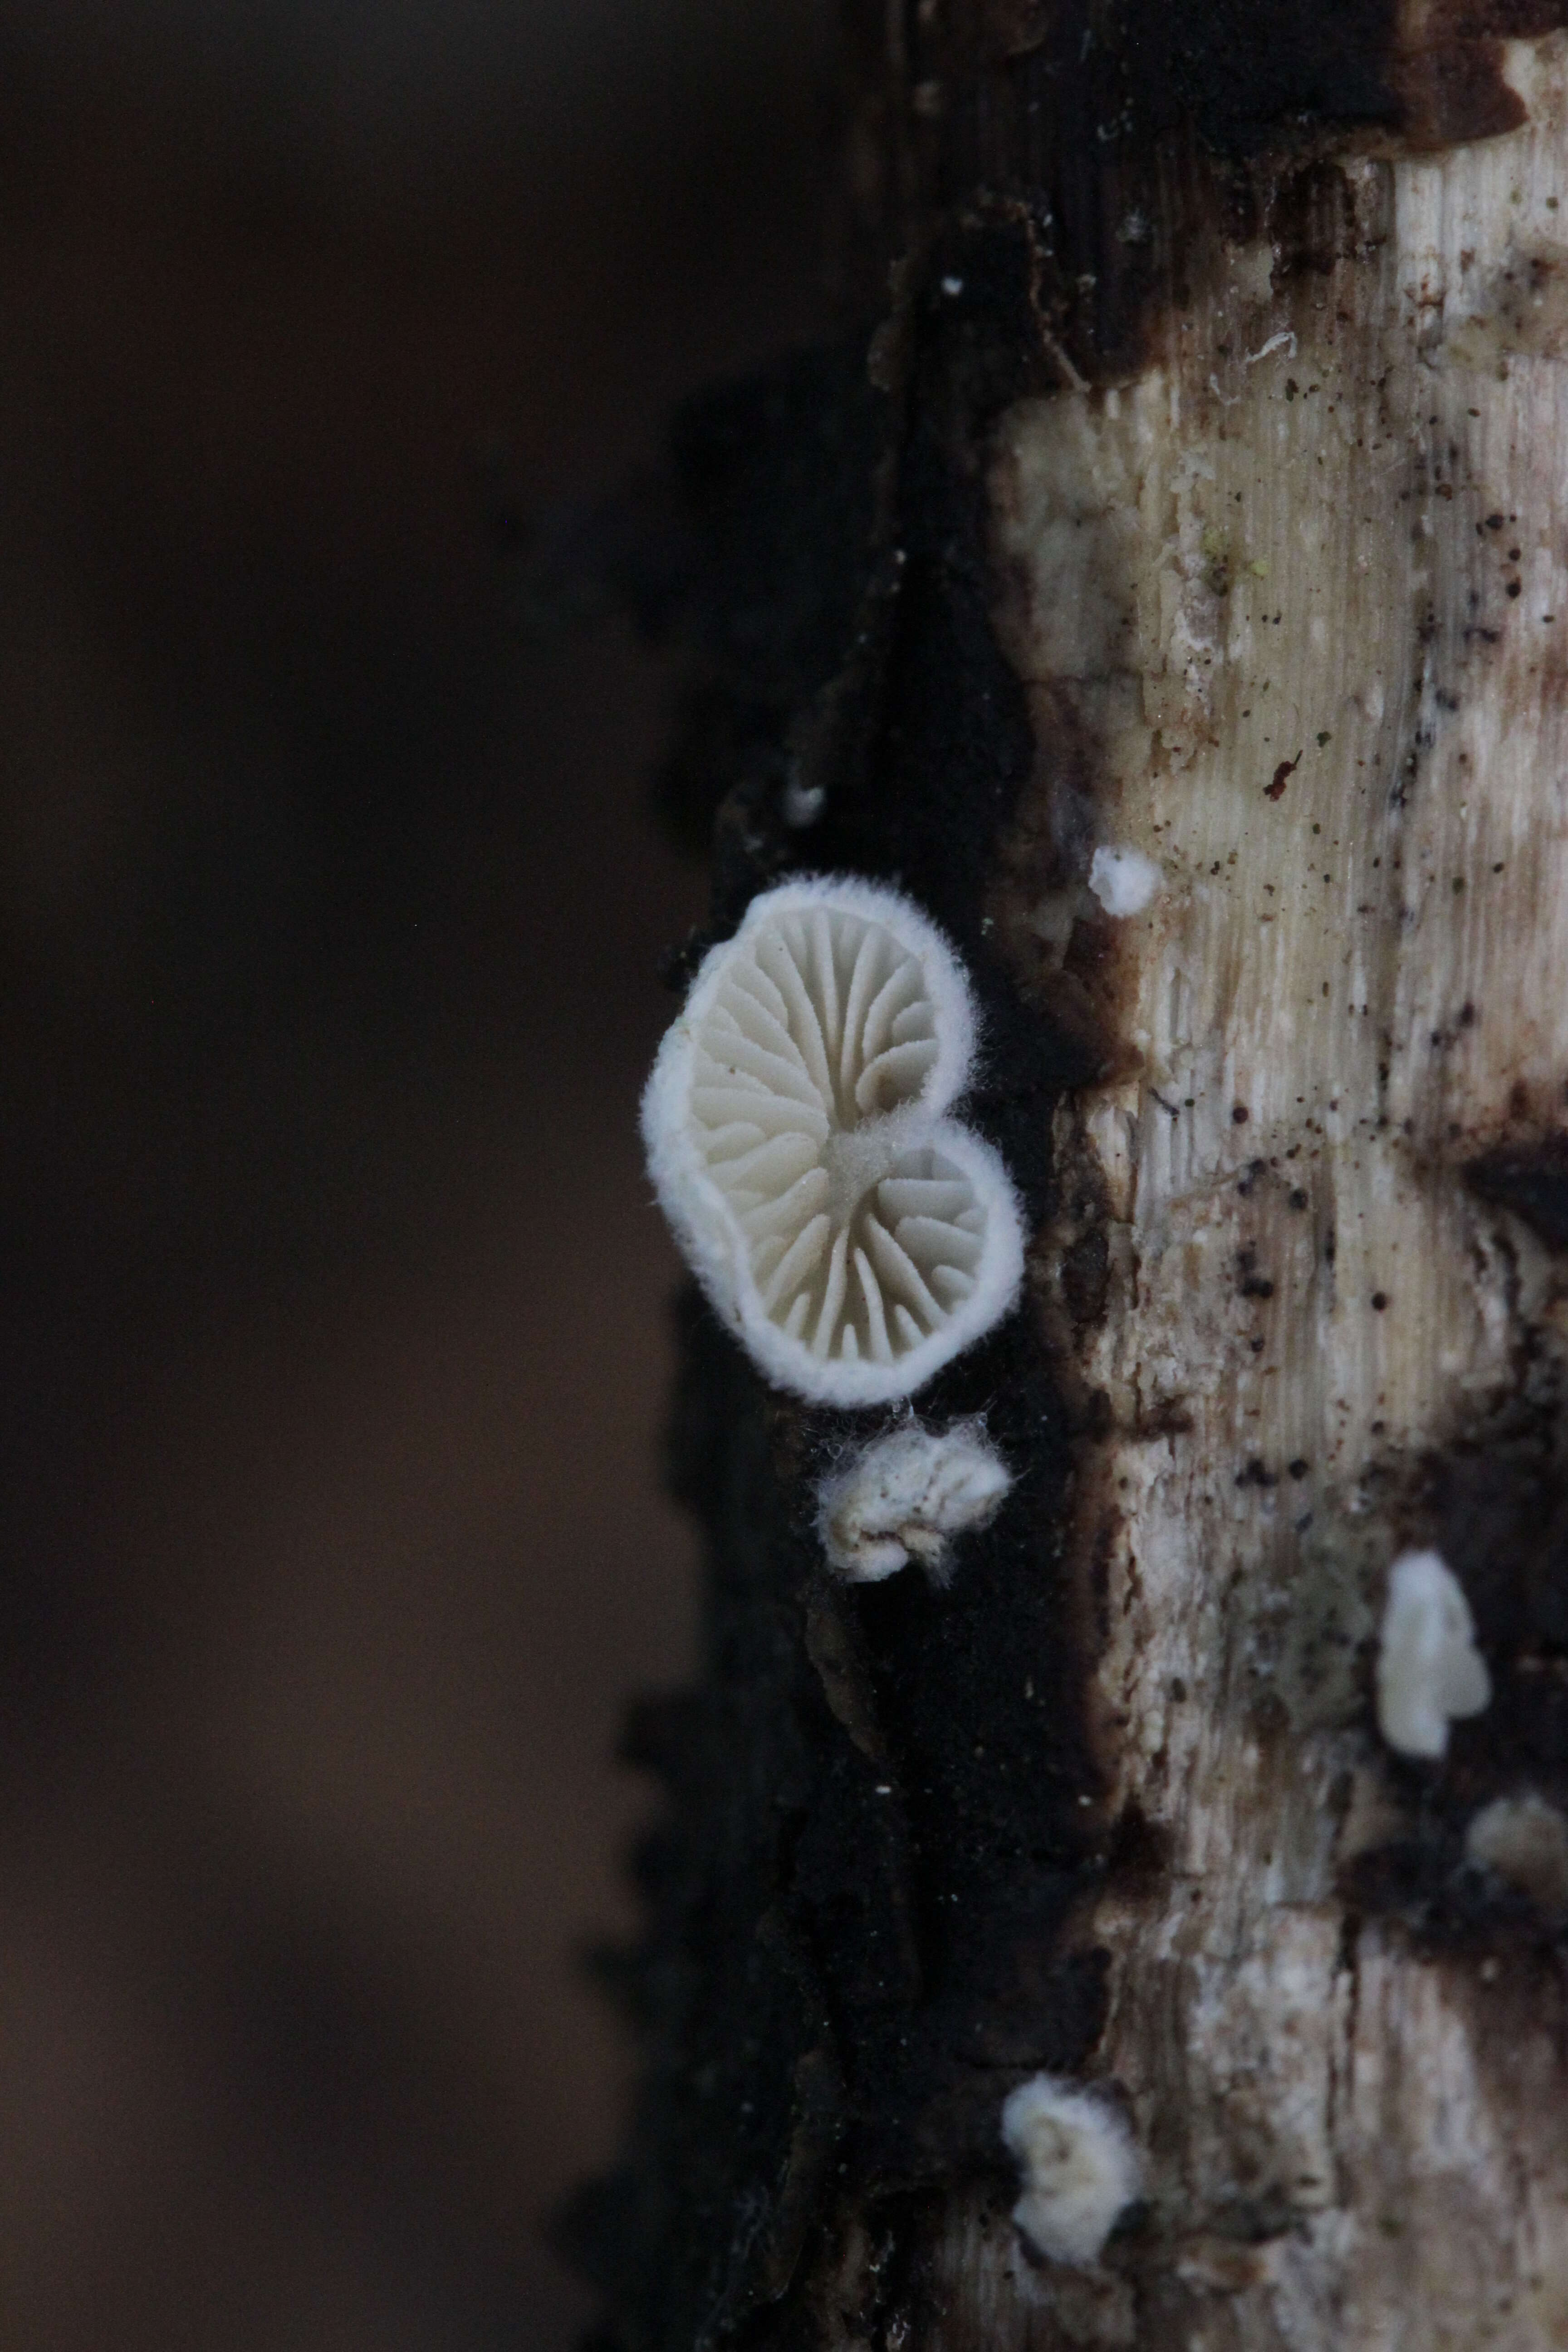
[642,876,1025,1406]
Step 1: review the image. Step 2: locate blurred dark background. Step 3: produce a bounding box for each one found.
[0,4,829,2344]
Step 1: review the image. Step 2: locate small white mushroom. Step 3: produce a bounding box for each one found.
[1375,1548,1491,1759]
[642,877,1025,1406]
[782,778,825,828]
[1087,844,1161,918]
[815,1418,1012,1583]
[1465,1791,1568,1921]
[1000,2074,1142,2268]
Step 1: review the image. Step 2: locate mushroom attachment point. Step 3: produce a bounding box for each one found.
[642,877,1024,1406]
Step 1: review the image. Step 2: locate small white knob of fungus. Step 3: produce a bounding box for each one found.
[1087,844,1161,918]
[815,1418,1012,1583]
[642,876,1025,1407]
[1375,1548,1490,1759]
[782,779,825,828]
[1000,2075,1142,2269]
[1465,1791,1568,1921]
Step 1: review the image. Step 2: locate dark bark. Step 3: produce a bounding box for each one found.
[563,314,1102,2352]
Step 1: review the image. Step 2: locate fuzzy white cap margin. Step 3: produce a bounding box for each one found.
[641,876,1025,1407]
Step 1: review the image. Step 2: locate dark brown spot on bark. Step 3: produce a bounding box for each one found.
[979,0,1051,59]
[1104,1801,1173,1886]
[891,0,1568,384]
[1467,1132,1568,1251]
[1061,1226,1111,1326]
[1266,752,1301,800]
[1250,1688,1291,1739]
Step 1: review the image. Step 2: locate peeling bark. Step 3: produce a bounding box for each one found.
[571,10,1568,2350]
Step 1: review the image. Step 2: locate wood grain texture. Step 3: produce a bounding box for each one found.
[976,30,1568,2347]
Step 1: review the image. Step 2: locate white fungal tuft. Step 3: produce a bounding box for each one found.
[1000,2075,1142,2269]
[642,877,1025,1406]
[1375,1548,1491,1759]
[815,1418,1012,1582]
[1465,1791,1568,1920]
[1087,844,1161,918]
[782,779,826,828]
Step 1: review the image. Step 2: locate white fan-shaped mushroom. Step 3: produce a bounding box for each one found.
[642,877,1025,1406]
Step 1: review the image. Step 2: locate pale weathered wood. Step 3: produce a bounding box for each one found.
[963,29,1568,2348]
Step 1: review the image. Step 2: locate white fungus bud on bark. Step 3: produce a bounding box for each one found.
[1465,1792,1568,1921]
[1087,843,1161,917]
[1375,1548,1491,1759]
[782,779,825,828]
[642,877,1025,1406]
[814,1418,1012,1583]
[1000,2074,1142,2268]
